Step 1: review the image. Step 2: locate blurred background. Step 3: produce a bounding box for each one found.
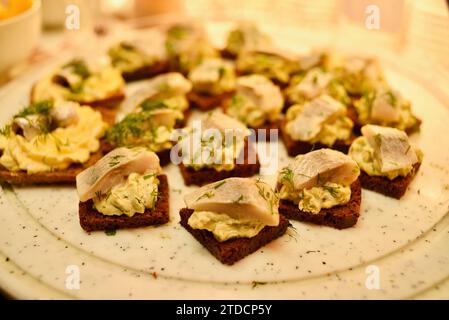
[0,0,448,83]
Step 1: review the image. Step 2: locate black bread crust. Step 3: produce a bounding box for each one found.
[278,180,362,229]
[78,174,169,232]
[179,208,289,265]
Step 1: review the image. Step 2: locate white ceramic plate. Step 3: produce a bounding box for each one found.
[0,22,448,299]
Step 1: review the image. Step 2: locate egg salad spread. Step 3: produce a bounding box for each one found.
[93,172,159,217]
[32,59,124,104]
[0,101,107,173]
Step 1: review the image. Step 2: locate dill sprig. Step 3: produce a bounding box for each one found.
[167,25,190,40]
[108,154,125,167]
[140,99,168,112]
[14,100,53,119]
[105,111,157,147]
[279,167,294,186]
[0,124,11,136]
[213,180,226,189]
[323,185,339,198]
[196,191,214,202]
[233,194,244,204]
[143,173,157,180]
[63,59,91,79]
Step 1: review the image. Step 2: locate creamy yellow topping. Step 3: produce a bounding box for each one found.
[32,66,124,103]
[93,173,159,217]
[285,103,353,146]
[106,109,182,153]
[279,181,351,214]
[184,133,246,172]
[227,92,281,128]
[188,211,265,242]
[335,58,385,95]
[157,96,189,112]
[109,44,159,73]
[166,25,218,73]
[225,24,272,56]
[285,70,350,105]
[188,59,236,95]
[0,106,107,173]
[354,89,419,132]
[349,136,422,180]
[236,52,292,84]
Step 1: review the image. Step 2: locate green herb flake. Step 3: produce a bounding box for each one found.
[143,173,157,180]
[233,194,244,204]
[140,99,167,112]
[213,180,226,189]
[63,59,91,79]
[105,229,117,236]
[404,145,411,155]
[386,91,397,107]
[251,281,267,289]
[196,191,214,202]
[14,100,53,119]
[109,154,125,167]
[323,185,339,198]
[280,167,294,185]
[0,124,11,136]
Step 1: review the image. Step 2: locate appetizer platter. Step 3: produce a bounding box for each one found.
[0,20,448,299]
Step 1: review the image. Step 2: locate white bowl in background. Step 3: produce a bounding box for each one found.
[0,0,41,73]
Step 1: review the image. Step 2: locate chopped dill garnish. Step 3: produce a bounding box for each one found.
[143,173,157,180]
[140,99,167,112]
[14,100,53,119]
[0,124,11,136]
[233,194,244,204]
[251,281,267,289]
[255,179,276,215]
[286,222,299,242]
[213,180,226,189]
[112,203,125,213]
[105,229,116,236]
[280,167,294,185]
[196,191,214,202]
[94,190,107,200]
[63,59,91,79]
[405,145,411,155]
[106,111,157,147]
[386,91,397,107]
[109,154,125,167]
[167,25,190,40]
[323,185,339,198]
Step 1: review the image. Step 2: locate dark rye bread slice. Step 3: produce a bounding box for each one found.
[278,180,362,229]
[81,91,125,109]
[121,61,169,82]
[78,174,169,232]
[179,140,260,186]
[279,119,355,156]
[0,140,109,185]
[94,105,117,126]
[220,48,237,60]
[359,162,421,199]
[250,120,281,142]
[179,208,289,265]
[187,91,234,111]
